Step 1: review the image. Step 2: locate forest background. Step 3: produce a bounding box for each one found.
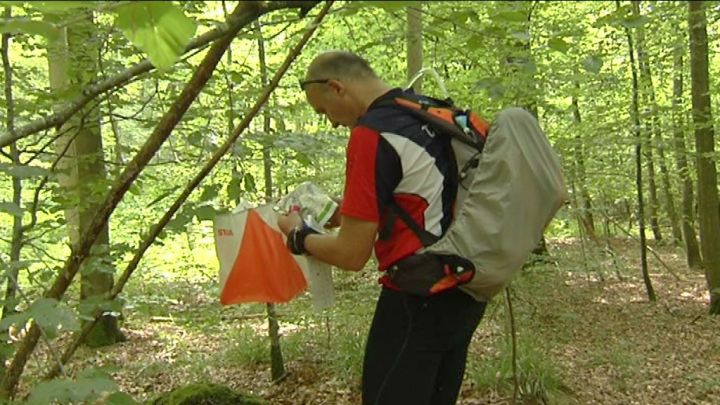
[0,1,719,404]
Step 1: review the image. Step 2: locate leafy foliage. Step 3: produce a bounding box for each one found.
[26,368,136,405]
[114,1,197,70]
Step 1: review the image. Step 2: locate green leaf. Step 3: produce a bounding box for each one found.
[0,299,79,337]
[187,131,204,147]
[199,184,220,202]
[114,1,197,70]
[194,205,216,221]
[27,1,94,12]
[5,260,34,273]
[582,55,604,74]
[243,173,256,193]
[548,38,570,53]
[475,78,505,101]
[467,34,484,52]
[166,212,192,233]
[105,392,139,405]
[6,164,51,179]
[514,59,536,74]
[510,31,531,42]
[226,175,243,202]
[0,18,60,39]
[621,15,649,29]
[295,153,312,167]
[496,10,527,23]
[0,312,29,332]
[26,372,119,405]
[30,298,79,334]
[128,182,141,195]
[0,201,23,217]
[146,189,175,208]
[358,1,421,12]
[448,10,477,25]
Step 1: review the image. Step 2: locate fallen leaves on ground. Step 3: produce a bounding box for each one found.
[31,238,720,404]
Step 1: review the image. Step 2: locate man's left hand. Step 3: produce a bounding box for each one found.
[277,211,302,236]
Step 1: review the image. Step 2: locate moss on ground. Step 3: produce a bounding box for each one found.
[147,383,265,405]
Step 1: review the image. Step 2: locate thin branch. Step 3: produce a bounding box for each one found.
[0,1,320,149]
[505,287,520,405]
[602,213,683,282]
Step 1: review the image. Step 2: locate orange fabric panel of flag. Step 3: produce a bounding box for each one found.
[220,209,307,304]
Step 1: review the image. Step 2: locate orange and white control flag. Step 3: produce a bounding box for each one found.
[214,204,308,304]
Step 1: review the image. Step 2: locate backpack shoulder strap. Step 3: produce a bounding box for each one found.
[372,95,487,151]
[382,200,440,247]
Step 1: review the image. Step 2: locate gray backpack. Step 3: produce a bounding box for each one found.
[374,93,568,301]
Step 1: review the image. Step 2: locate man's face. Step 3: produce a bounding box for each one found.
[304,80,358,128]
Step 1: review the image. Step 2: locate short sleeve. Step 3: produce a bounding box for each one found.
[340,126,381,222]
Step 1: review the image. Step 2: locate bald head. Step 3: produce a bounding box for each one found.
[302,51,391,128]
[305,51,378,83]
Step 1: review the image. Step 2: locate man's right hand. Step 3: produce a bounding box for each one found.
[325,197,343,228]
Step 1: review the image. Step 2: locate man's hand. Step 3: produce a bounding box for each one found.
[277,211,302,236]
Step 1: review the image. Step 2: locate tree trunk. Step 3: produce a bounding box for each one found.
[653,121,682,244]
[1,6,22,320]
[65,11,125,348]
[255,20,287,383]
[688,1,720,314]
[622,0,655,301]
[671,43,701,268]
[406,4,423,93]
[571,91,597,241]
[1,6,21,381]
[633,2,680,244]
[46,11,124,348]
[644,147,662,241]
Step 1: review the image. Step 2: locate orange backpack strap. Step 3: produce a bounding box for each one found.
[381,95,488,151]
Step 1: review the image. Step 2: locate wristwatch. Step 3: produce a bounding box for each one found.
[287,220,319,255]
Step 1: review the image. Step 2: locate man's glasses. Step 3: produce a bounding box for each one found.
[299,78,330,91]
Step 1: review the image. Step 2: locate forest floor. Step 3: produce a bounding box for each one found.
[45,237,720,404]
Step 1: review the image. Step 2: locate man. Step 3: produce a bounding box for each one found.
[277,51,486,405]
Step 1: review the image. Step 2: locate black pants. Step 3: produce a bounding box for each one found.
[362,287,487,405]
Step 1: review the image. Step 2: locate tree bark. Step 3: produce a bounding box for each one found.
[621,0,655,302]
[255,19,287,383]
[1,7,22,321]
[406,4,423,93]
[671,43,701,268]
[54,10,125,348]
[43,1,333,381]
[688,1,720,314]
[571,91,597,241]
[630,1,661,242]
[633,2,680,244]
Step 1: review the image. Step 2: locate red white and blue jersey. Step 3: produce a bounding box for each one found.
[340,88,457,273]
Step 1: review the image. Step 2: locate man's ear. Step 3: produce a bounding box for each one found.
[327,79,344,95]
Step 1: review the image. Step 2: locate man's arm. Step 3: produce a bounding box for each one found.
[278,213,377,271]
